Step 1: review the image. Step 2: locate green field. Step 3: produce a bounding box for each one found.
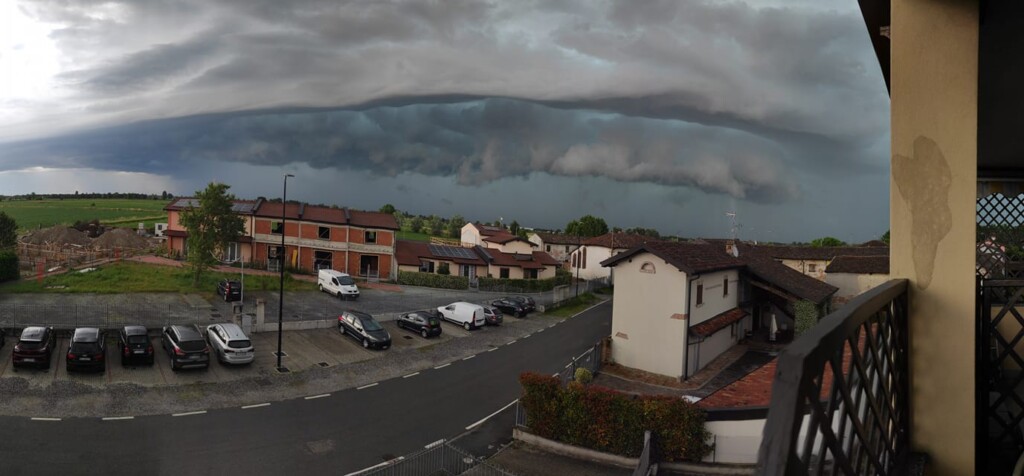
[397,230,432,242]
[0,199,169,231]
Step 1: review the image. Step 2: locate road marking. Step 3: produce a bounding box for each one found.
[487,347,497,352]
[434,363,451,369]
[242,403,270,409]
[102,416,134,421]
[521,334,530,339]
[172,411,207,417]
[31,417,61,422]
[535,328,545,333]
[465,399,519,431]
[548,324,556,328]
[305,394,330,400]
[462,355,475,361]
[403,372,420,379]
[552,373,559,377]
[357,382,378,390]
[507,340,517,345]
[425,439,445,449]
[565,363,572,369]
[344,457,405,476]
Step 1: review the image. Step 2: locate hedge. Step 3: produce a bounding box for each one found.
[519,372,712,462]
[478,270,571,293]
[0,251,17,282]
[397,271,468,290]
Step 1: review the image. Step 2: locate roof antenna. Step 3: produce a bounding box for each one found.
[725,212,741,241]
[725,212,741,257]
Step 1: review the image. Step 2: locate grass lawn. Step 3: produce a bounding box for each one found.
[0,261,315,294]
[545,293,600,317]
[397,230,432,242]
[0,198,169,231]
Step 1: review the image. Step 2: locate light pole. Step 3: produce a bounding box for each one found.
[277,173,294,370]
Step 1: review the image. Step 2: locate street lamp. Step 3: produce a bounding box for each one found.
[277,173,294,371]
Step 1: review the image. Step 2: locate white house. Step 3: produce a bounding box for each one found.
[569,233,657,281]
[460,222,537,254]
[824,255,891,306]
[527,231,580,263]
[601,241,750,379]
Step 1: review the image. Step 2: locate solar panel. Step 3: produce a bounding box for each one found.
[429,244,475,260]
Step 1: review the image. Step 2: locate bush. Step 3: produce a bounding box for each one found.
[437,263,450,275]
[397,271,467,290]
[0,251,17,282]
[478,272,571,293]
[519,372,712,462]
[794,300,820,336]
[574,368,593,384]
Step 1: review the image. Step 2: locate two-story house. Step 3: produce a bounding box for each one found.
[460,223,537,254]
[527,231,580,264]
[569,232,658,282]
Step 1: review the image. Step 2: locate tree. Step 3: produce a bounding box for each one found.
[794,300,820,336]
[161,190,168,200]
[881,230,890,245]
[180,183,245,286]
[379,204,397,215]
[447,214,466,239]
[427,215,444,236]
[509,220,521,236]
[565,215,609,237]
[0,211,16,249]
[810,236,846,247]
[626,227,661,239]
[409,216,424,234]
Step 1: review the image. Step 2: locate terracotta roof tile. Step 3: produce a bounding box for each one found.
[691,308,748,338]
[582,232,657,249]
[531,231,578,245]
[602,241,745,274]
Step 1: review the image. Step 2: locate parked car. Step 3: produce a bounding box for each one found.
[483,306,503,326]
[491,298,527,317]
[216,279,242,302]
[162,325,210,371]
[206,323,254,365]
[318,269,360,300]
[118,325,154,366]
[338,311,391,349]
[396,310,443,338]
[507,295,537,314]
[66,327,106,373]
[12,326,55,370]
[436,302,486,330]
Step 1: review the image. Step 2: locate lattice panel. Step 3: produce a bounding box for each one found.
[978,193,1024,275]
[979,282,1024,474]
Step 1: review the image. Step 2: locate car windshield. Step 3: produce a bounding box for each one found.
[362,319,383,331]
[127,335,148,345]
[71,342,100,354]
[339,276,356,285]
[178,339,206,352]
[228,340,252,349]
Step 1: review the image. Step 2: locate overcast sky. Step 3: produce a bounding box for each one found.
[0,0,889,243]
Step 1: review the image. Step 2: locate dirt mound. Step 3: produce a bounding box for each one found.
[91,227,151,250]
[21,226,91,247]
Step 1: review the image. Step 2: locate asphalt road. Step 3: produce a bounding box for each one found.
[0,301,613,475]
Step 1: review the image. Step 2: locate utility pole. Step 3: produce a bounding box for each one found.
[277,173,294,371]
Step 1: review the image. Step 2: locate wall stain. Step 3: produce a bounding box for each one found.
[893,136,953,289]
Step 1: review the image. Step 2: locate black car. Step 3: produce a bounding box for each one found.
[162,325,210,371]
[506,295,536,314]
[119,326,154,366]
[216,279,242,302]
[66,328,106,373]
[483,306,503,326]
[396,311,443,338]
[491,298,527,317]
[12,326,55,369]
[338,311,391,350]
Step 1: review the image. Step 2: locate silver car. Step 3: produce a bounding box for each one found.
[206,323,254,365]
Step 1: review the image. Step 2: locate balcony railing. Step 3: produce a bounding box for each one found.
[756,279,911,475]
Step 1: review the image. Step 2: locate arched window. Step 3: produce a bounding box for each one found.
[640,262,656,274]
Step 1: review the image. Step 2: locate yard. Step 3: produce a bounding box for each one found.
[0,198,169,231]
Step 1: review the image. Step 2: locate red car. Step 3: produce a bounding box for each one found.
[13,326,56,370]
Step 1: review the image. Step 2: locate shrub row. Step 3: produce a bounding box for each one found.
[519,372,712,462]
[397,271,468,290]
[478,271,571,293]
[0,251,18,282]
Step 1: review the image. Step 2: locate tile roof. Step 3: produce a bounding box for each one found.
[825,256,890,274]
[254,202,398,229]
[483,234,536,246]
[348,209,400,230]
[741,251,838,304]
[691,308,749,338]
[750,244,889,261]
[601,241,745,274]
[582,232,657,249]
[395,240,486,267]
[163,198,259,213]
[530,231,578,245]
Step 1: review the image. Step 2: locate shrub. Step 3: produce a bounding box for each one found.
[574,367,593,384]
[437,263,451,275]
[0,251,17,282]
[397,271,467,290]
[794,300,820,336]
[519,372,712,462]
[478,272,571,293]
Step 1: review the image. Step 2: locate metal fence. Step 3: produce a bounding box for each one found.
[355,440,516,476]
[554,340,603,385]
[0,303,207,330]
[632,430,657,476]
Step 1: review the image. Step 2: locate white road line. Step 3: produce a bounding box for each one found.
[548,324,556,328]
[507,340,517,345]
[565,363,572,369]
[487,347,497,352]
[172,411,207,417]
[465,399,519,431]
[552,373,559,377]
[305,394,331,400]
[102,416,134,421]
[424,439,445,449]
[434,363,451,369]
[535,328,545,333]
[357,382,378,390]
[403,372,420,379]
[242,403,270,409]
[462,355,475,361]
[31,417,61,422]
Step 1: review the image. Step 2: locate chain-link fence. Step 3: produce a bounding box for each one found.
[355,440,516,476]
[0,303,206,330]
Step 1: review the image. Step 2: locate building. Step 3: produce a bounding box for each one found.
[823,255,890,305]
[395,240,561,280]
[527,231,580,263]
[164,198,399,279]
[569,232,657,281]
[460,222,537,254]
[741,244,889,281]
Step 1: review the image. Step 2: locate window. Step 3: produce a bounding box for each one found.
[525,269,538,279]
[271,221,283,234]
[313,250,332,270]
[226,242,240,262]
[318,226,330,240]
[365,231,377,243]
[640,262,656,274]
[360,255,379,277]
[420,260,435,273]
[500,267,510,278]
[723,277,729,297]
[546,245,551,252]
[696,283,704,306]
[582,248,587,269]
[571,253,577,268]
[565,245,570,253]
[808,263,817,273]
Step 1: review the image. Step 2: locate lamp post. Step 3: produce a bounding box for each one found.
[277,173,294,370]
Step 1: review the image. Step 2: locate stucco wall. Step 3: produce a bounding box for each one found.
[460,224,481,246]
[825,273,891,304]
[572,246,614,281]
[703,418,765,464]
[891,1,978,473]
[689,270,740,326]
[495,240,534,254]
[610,253,688,378]
[688,316,746,376]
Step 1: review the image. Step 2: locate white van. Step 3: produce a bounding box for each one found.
[437,302,486,330]
[318,269,360,300]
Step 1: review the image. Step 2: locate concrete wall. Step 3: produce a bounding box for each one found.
[571,246,613,281]
[825,272,891,305]
[690,270,740,326]
[891,1,978,473]
[610,253,688,378]
[703,418,766,464]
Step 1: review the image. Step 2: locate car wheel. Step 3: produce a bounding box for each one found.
[421,329,428,338]
[464,321,471,331]
[319,284,324,292]
[362,338,369,349]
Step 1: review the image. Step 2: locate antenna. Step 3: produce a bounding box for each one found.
[725,212,741,241]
